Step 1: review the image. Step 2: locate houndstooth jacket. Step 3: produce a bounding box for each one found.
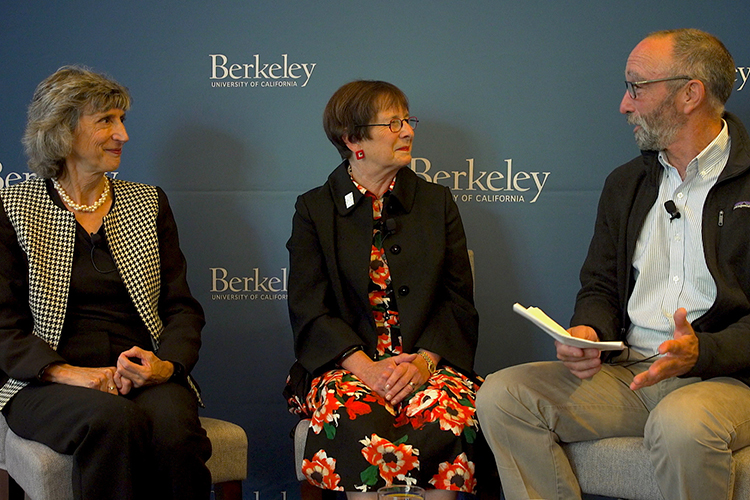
[0,178,204,409]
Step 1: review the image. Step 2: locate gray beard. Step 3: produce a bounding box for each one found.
[628,98,686,151]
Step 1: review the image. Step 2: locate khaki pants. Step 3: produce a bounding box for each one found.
[475,358,750,500]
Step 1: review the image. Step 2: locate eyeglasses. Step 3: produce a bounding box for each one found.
[624,76,691,99]
[356,117,419,133]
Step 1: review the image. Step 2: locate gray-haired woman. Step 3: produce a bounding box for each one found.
[0,66,211,499]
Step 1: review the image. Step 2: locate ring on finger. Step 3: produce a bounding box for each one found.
[408,381,416,389]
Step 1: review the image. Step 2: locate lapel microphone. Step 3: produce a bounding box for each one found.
[382,218,397,239]
[664,200,681,221]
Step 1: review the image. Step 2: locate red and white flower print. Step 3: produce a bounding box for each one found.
[433,397,475,436]
[302,450,343,490]
[429,453,476,492]
[309,386,342,434]
[360,434,420,485]
[394,389,442,430]
[370,255,390,288]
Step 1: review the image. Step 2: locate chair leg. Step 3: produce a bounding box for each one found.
[300,480,323,500]
[300,481,340,500]
[213,480,242,500]
[0,471,24,500]
[8,477,22,500]
[0,470,8,500]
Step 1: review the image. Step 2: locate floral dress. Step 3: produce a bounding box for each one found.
[295,175,481,493]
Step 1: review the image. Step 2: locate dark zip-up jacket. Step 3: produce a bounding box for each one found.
[571,112,750,385]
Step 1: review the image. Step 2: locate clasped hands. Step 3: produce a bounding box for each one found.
[41,346,174,396]
[342,351,436,406]
[558,308,699,390]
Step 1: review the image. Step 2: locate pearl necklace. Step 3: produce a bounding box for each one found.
[52,177,110,213]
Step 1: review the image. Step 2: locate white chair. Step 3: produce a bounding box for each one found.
[563,437,750,500]
[0,414,248,500]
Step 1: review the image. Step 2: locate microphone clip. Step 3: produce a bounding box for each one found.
[664,200,681,221]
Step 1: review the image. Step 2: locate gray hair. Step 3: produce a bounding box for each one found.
[650,29,735,116]
[22,66,131,178]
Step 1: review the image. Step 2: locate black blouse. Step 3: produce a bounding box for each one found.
[57,217,152,367]
[0,179,204,385]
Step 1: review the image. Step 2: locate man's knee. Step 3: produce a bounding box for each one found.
[477,363,551,421]
[644,385,717,454]
[477,367,517,418]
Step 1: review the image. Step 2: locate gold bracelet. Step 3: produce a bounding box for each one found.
[418,351,436,375]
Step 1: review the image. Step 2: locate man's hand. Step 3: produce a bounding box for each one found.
[630,308,699,390]
[558,325,602,379]
[115,346,174,395]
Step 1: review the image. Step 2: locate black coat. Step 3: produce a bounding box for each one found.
[287,161,478,385]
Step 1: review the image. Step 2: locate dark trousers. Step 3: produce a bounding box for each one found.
[2,381,212,500]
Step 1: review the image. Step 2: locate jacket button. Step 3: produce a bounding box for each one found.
[398,286,410,296]
[390,244,401,254]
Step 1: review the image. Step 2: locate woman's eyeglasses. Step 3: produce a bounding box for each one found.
[356,117,419,133]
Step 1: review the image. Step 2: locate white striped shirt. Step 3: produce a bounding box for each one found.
[627,121,731,356]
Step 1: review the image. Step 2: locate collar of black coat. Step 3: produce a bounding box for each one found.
[327,160,418,217]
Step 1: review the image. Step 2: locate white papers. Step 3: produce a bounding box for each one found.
[513,303,625,351]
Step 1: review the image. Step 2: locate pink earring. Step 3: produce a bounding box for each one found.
[355,150,365,160]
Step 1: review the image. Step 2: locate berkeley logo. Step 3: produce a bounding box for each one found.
[737,67,749,92]
[411,157,550,204]
[209,54,316,88]
[210,267,288,301]
[0,162,36,188]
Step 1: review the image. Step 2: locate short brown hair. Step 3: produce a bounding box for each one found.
[650,29,735,115]
[323,80,409,159]
[23,65,131,178]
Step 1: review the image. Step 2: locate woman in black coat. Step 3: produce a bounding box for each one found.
[286,80,480,498]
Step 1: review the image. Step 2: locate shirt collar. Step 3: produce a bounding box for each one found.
[347,164,397,199]
[658,119,730,179]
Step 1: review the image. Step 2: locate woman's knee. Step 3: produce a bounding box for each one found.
[88,396,152,439]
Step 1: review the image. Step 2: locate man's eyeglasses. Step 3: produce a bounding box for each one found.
[624,76,691,99]
[356,117,419,133]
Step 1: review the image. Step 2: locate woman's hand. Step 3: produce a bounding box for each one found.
[115,346,174,395]
[383,353,429,405]
[40,363,119,395]
[342,351,418,404]
[342,350,441,406]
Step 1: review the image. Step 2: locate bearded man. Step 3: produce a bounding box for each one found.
[477,28,750,500]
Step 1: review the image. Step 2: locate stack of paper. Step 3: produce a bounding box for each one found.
[513,303,625,351]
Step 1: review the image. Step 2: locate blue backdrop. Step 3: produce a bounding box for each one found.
[1,1,749,498]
